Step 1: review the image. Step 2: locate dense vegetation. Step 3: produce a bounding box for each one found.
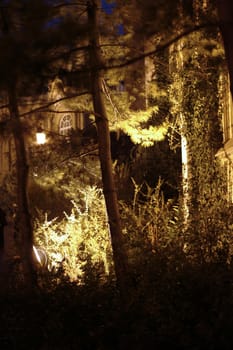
[1,175,233,349]
[1,1,233,348]
[2,231,233,350]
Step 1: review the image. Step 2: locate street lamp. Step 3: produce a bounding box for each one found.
[36,127,46,145]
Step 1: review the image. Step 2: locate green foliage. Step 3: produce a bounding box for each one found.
[129,141,181,200]
[34,186,114,283]
[118,172,233,268]
[166,26,233,266]
[120,179,181,262]
[118,108,168,147]
[169,28,225,220]
[2,2,233,348]
[28,140,101,217]
[116,0,179,38]
[3,182,233,349]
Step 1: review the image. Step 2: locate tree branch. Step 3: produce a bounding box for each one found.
[104,22,219,70]
[20,91,90,117]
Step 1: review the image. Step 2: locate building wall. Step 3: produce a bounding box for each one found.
[0,77,86,182]
[216,69,233,201]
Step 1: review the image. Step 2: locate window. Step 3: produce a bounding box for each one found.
[59,115,72,135]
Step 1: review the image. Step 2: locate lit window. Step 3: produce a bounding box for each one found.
[59,115,72,135]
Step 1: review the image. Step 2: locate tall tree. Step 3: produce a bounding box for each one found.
[0,4,38,290]
[87,0,130,300]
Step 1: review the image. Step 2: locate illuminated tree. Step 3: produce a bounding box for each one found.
[168,1,226,249]
[87,1,131,299]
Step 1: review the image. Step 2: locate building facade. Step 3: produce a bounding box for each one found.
[216,69,233,201]
[0,75,88,182]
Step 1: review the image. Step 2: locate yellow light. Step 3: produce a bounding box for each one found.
[36,131,46,145]
[33,245,42,265]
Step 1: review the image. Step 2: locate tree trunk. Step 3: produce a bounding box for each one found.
[0,1,36,292]
[87,0,130,299]
[7,79,37,291]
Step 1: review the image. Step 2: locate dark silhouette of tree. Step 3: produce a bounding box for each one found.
[87,0,130,302]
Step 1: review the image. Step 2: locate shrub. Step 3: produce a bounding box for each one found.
[34,186,114,284]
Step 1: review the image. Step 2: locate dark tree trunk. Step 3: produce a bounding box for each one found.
[87,0,130,301]
[8,79,37,291]
[0,1,36,292]
[217,0,233,97]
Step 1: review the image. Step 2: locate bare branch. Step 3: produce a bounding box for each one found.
[43,22,219,75]
[0,104,9,110]
[46,45,90,63]
[20,91,90,117]
[43,108,91,114]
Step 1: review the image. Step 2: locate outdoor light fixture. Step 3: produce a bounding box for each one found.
[36,127,46,145]
[33,245,42,265]
[33,245,48,268]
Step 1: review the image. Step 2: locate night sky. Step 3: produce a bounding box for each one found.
[101,0,115,14]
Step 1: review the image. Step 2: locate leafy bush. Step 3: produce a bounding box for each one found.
[120,178,181,261]
[34,186,114,284]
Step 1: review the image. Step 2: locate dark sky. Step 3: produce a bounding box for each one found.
[101,0,115,14]
[101,0,124,34]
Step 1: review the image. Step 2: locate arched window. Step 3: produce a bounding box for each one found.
[59,115,72,135]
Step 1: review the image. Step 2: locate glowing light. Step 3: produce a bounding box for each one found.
[181,132,189,223]
[36,131,46,145]
[33,245,42,265]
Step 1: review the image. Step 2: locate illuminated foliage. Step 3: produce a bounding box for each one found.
[118,113,167,147]
[1,0,232,296]
[120,179,180,256]
[168,25,233,262]
[34,186,113,283]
